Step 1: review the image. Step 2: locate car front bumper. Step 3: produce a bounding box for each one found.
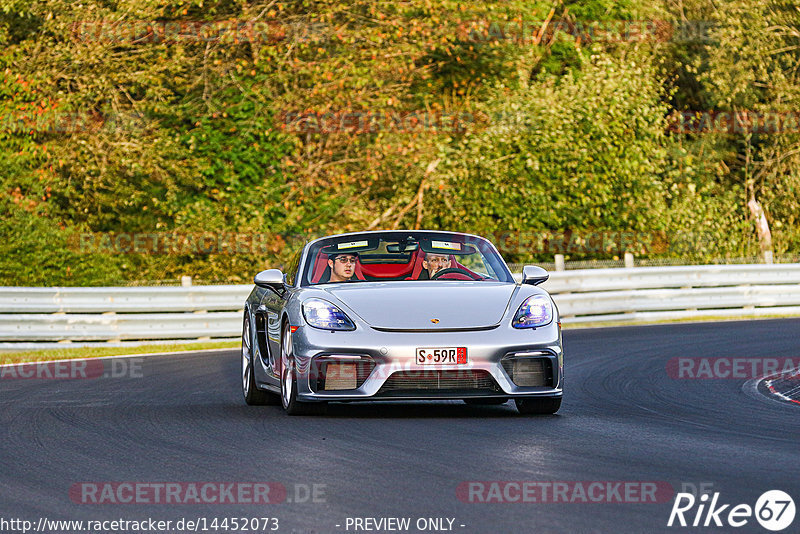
[290,322,563,402]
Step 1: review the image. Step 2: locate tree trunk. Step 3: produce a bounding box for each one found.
[747,196,773,263]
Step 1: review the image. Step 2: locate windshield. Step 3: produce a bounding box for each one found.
[301,232,514,286]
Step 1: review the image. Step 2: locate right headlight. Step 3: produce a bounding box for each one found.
[302,298,356,331]
[512,295,553,329]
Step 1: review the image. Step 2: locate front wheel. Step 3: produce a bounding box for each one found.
[515,397,561,415]
[280,324,323,415]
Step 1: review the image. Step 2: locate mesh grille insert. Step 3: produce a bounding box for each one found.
[502,357,553,387]
[311,359,375,391]
[377,369,497,394]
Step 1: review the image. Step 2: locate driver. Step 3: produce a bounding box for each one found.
[327,252,359,282]
[421,252,451,279]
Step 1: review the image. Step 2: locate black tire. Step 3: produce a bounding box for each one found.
[463,398,508,405]
[242,314,277,405]
[515,397,562,415]
[280,323,324,415]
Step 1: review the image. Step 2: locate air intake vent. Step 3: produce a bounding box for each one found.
[502,357,553,387]
[377,369,499,396]
[311,359,375,392]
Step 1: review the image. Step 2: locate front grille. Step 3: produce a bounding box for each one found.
[310,359,375,392]
[376,369,499,396]
[502,357,553,387]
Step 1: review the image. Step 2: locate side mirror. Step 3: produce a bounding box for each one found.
[254,269,285,291]
[521,265,549,286]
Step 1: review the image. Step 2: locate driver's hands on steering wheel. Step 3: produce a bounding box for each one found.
[430,267,483,281]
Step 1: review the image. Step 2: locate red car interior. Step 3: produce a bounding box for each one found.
[359,260,415,279]
[310,249,479,283]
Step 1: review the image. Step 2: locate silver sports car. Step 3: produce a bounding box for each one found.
[241,230,563,415]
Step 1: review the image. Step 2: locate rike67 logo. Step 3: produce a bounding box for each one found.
[668,490,795,531]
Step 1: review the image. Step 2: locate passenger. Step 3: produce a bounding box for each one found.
[327,252,359,282]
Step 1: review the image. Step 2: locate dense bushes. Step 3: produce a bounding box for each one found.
[1,0,797,284]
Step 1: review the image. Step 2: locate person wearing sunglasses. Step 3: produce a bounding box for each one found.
[327,253,359,283]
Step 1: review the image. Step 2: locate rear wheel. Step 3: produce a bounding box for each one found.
[515,397,561,415]
[280,324,323,415]
[242,314,278,405]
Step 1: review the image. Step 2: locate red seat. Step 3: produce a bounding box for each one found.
[407,250,428,280]
[355,261,366,280]
[310,253,330,284]
[359,261,414,279]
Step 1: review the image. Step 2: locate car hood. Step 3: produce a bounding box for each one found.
[321,281,518,330]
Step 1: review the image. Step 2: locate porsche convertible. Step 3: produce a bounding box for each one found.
[240,230,563,415]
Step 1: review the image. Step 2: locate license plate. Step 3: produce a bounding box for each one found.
[415,347,468,365]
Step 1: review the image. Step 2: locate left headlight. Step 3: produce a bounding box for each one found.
[512,295,553,329]
[302,298,356,331]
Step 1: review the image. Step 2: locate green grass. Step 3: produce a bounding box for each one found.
[0,340,240,365]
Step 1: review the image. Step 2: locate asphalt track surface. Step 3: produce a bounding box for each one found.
[1,319,799,534]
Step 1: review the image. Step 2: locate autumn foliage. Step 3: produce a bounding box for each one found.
[1,0,798,285]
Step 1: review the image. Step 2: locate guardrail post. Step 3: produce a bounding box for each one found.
[554,254,565,271]
[181,276,192,287]
[624,252,634,268]
[764,250,774,264]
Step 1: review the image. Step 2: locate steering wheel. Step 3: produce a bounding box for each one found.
[430,267,482,280]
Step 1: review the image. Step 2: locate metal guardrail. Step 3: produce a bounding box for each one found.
[0,285,251,313]
[536,264,800,293]
[1,264,799,343]
[537,264,800,323]
[0,312,242,342]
